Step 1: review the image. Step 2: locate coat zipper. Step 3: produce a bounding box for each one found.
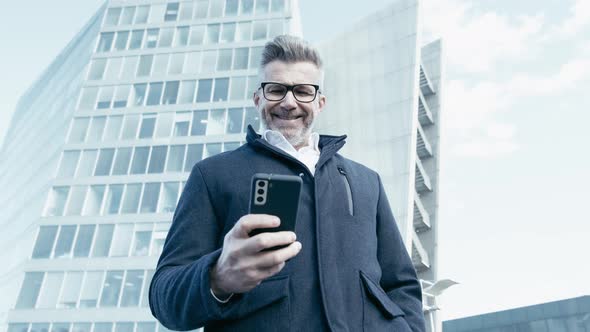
[337,167,354,216]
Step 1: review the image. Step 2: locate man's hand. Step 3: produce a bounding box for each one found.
[209,214,302,298]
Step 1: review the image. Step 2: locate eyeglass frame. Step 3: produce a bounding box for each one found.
[258,82,322,103]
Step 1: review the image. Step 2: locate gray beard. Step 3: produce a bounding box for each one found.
[261,118,314,149]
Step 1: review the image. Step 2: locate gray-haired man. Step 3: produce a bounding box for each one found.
[149,35,425,332]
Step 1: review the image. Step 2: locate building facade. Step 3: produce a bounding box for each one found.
[1,0,443,332]
[443,296,590,332]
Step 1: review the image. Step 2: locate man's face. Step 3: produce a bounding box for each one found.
[253,61,326,148]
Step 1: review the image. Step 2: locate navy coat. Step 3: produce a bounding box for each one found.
[149,126,425,332]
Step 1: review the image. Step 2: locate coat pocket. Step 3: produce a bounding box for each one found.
[337,166,354,216]
[359,271,412,332]
[211,275,291,331]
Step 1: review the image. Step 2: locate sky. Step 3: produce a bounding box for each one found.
[1,0,589,322]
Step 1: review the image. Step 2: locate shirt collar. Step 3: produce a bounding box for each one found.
[262,129,320,154]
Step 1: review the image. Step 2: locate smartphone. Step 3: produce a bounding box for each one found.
[248,173,302,249]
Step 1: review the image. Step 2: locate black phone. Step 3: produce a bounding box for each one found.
[248,173,302,246]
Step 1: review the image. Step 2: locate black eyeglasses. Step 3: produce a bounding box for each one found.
[259,82,321,103]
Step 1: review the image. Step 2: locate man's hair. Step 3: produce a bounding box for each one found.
[260,35,323,69]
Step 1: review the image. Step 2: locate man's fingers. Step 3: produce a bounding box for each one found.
[236,214,280,237]
[255,241,302,268]
[243,231,297,254]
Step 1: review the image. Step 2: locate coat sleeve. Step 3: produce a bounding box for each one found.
[375,175,426,332]
[149,164,235,330]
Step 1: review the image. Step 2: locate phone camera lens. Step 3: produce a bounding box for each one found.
[257,181,266,187]
[256,196,264,203]
[257,189,264,195]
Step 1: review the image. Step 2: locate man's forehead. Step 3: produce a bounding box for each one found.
[262,61,322,84]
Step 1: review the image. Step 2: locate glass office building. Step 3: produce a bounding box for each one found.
[1,0,443,331]
[443,296,590,332]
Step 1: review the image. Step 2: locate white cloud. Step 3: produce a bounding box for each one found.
[549,0,590,38]
[452,138,520,159]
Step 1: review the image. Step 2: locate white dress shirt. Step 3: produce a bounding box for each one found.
[262,130,320,176]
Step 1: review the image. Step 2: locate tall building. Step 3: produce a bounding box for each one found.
[1,0,443,332]
[443,296,590,332]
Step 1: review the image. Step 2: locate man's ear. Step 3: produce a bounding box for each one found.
[253,90,261,108]
[317,94,327,113]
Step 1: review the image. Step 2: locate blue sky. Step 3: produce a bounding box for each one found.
[1,0,589,321]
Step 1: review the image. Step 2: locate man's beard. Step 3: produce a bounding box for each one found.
[260,109,315,148]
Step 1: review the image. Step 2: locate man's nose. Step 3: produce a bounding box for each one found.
[280,90,297,108]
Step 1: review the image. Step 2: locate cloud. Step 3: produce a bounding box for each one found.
[549,0,590,38]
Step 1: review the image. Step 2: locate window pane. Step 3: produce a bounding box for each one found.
[247,75,258,97]
[121,57,138,79]
[15,272,44,308]
[189,25,205,45]
[252,21,267,40]
[220,23,235,43]
[104,185,124,214]
[224,141,240,151]
[249,46,263,68]
[128,30,144,50]
[168,53,185,74]
[206,109,226,135]
[53,225,76,258]
[71,324,90,332]
[57,151,80,178]
[114,31,129,51]
[159,182,180,213]
[79,87,99,110]
[59,272,83,308]
[225,0,238,15]
[241,0,254,14]
[88,59,107,80]
[213,78,229,101]
[74,225,96,257]
[80,271,104,307]
[205,24,220,44]
[268,19,283,38]
[209,0,223,17]
[97,32,115,52]
[236,21,251,41]
[140,183,160,213]
[153,53,169,75]
[37,272,64,308]
[97,86,114,109]
[120,6,135,24]
[233,48,249,70]
[138,114,156,138]
[174,26,189,46]
[111,224,133,256]
[271,0,284,12]
[121,184,142,213]
[165,2,179,21]
[184,144,203,171]
[100,271,124,307]
[121,114,140,139]
[173,112,191,137]
[148,146,167,174]
[152,227,169,256]
[87,116,106,142]
[137,322,155,332]
[91,225,114,257]
[112,148,132,175]
[145,28,159,48]
[8,325,28,332]
[255,0,269,14]
[155,112,174,137]
[217,49,232,71]
[190,110,208,136]
[178,80,196,104]
[137,55,153,76]
[50,324,69,332]
[179,2,194,20]
[147,82,164,105]
[104,116,123,141]
[204,143,222,158]
[130,147,149,174]
[132,231,152,256]
[120,270,144,306]
[105,7,121,26]
[166,145,186,172]
[68,118,90,143]
[135,5,150,24]
[196,79,213,102]
[111,85,127,108]
[30,323,49,332]
[45,187,69,217]
[65,186,88,216]
[77,150,98,177]
[200,50,216,74]
[159,27,174,47]
[131,83,147,106]
[32,226,58,259]
[163,81,180,104]
[244,106,261,131]
[195,0,209,18]
[95,149,115,176]
[114,323,133,332]
[226,107,244,133]
[140,270,155,307]
[229,76,246,101]
[93,323,112,332]
[83,185,105,216]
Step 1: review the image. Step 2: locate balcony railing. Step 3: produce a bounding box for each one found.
[415,156,432,193]
[412,231,430,272]
[418,92,434,126]
[413,191,431,232]
[420,65,435,96]
[416,122,432,158]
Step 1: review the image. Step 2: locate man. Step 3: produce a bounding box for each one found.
[149,35,425,332]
